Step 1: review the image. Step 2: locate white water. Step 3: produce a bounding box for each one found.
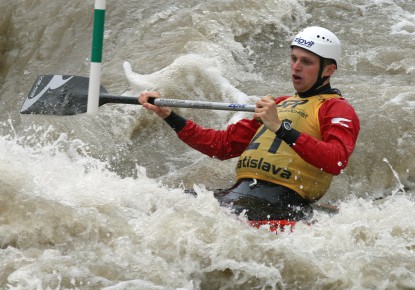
[0,0,414,289]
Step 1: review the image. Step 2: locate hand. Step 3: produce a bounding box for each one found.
[138,91,172,119]
[254,95,282,132]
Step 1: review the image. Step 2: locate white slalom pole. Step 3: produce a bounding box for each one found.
[87,0,106,114]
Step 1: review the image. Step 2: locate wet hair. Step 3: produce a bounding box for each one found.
[322,58,337,69]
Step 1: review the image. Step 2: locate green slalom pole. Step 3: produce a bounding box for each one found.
[87,0,106,114]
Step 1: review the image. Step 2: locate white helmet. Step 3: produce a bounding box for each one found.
[291,26,341,65]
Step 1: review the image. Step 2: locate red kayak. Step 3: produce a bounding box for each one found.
[249,220,297,232]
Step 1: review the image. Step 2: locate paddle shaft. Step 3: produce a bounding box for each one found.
[101,95,256,112]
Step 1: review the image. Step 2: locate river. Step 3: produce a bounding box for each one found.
[0,0,414,289]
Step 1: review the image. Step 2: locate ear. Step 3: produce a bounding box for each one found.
[322,64,336,77]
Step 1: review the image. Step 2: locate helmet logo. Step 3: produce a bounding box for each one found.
[293,37,315,48]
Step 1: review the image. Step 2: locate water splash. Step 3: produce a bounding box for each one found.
[383,157,406,195]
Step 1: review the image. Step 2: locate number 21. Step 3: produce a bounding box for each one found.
[246,126,282,154]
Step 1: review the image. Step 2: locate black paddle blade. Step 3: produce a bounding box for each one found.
[20,75,108,115]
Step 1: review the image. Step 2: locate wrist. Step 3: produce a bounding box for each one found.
[275,120,301,146]
[159,108,172,119]
[276,120,292,138]
[269,121,282,133]
[163,111,187,132]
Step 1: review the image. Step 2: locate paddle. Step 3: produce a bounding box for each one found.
[20,75,256,116]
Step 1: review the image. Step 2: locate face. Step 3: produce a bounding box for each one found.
[290,47,323,93]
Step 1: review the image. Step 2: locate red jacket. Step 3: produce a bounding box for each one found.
[176,96,360,175]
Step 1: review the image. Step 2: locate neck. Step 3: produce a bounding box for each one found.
[297,83,333,98]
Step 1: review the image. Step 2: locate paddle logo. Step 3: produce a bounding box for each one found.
[21,75,74,112]
[228,104,247,109]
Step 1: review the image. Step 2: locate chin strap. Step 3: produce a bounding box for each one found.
[298,57,329,98]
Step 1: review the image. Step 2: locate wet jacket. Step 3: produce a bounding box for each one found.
[165,90,360,203]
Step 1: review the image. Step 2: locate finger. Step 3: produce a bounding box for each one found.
[142,102,154,110]
[263,95,275,102]
[139,91,160,104]
[253,113,263,123]
[256,95,275,108]
[256,98,267,108]
[138,92,149,104]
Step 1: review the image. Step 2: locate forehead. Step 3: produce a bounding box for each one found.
[291,47,319,60]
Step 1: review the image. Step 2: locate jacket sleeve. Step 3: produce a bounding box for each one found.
[176,118,261,160]
[292,98,360,175]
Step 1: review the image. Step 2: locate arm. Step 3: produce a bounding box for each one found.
[292,98,360,175]
[176,116,261,160]
[138,91,261,160]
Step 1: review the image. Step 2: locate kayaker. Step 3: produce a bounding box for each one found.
[138,26,360,231]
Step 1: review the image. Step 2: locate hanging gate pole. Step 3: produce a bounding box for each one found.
[87,0,106,114]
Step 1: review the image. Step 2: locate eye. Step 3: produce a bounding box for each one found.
[302,58,313,65]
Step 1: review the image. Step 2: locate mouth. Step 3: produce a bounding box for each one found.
[292,74,302,82]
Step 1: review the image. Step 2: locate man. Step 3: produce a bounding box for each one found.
[138,26,360,231]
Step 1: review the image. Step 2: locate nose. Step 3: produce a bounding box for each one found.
[291,59,301,71]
